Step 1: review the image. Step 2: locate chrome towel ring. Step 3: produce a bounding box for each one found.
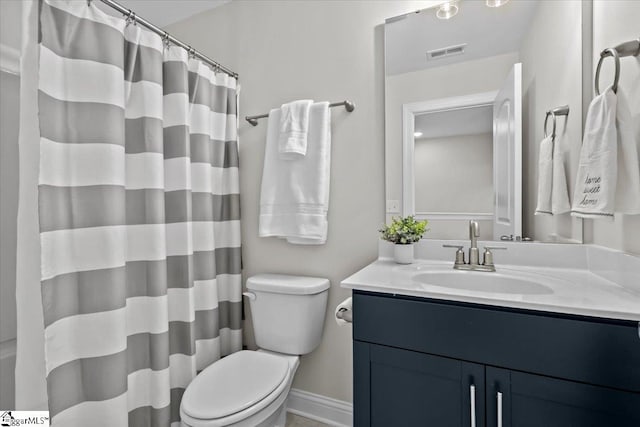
[595,38,640,95]
[544,105,570,140]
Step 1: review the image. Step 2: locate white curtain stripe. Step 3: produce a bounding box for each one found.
[124,80,164,120]
[127,368,172,411]
[169,354,197,389]
[44,308,127,374]
[41,225,127,280]
[38,1,241,424]
[53,394,129,427]
[39,138,125,187]
[39,46,125,107]
[125,152,166,189]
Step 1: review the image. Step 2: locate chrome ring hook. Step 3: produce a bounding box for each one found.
[543,111,556,140]
[595,48,620,95]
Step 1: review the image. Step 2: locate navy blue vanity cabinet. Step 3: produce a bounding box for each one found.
[353,291,640,427]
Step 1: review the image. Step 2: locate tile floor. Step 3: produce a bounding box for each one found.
[285,413,330,427]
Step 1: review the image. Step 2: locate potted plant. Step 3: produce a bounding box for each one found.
[379,216,428,264]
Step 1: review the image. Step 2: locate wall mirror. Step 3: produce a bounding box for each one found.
[384,0,587,243]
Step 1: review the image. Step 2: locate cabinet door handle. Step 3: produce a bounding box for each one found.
[497,391,503,427]
[469,384,476,427]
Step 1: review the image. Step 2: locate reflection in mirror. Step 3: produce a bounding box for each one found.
[384,0,585,243]
[414,106,494,239]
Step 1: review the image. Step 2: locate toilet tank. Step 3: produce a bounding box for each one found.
[246,274,330,355]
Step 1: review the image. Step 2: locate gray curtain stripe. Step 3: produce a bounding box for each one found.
[47,351,127,416]
[163,61,188,95]
[168,321,196,355]
[164,192,240,223]
[166,255,194,289]
[164,130,239,167]
[127,332,170,372]
[39,92,125,145]
[126,260,169,298]
[41,1,125,69]
[39,1,241,423]
[129,405,171,427]
[125,117,164,154]
[218,301,243,330]
[41,267,127,327]
[127,189,166,224]
[195,310,219,340]
[124,41,163,85]
[39,185,124,232]
[39,187,171,232]
[170,388,186,424]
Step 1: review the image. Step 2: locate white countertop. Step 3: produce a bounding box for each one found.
[341,258,640,322]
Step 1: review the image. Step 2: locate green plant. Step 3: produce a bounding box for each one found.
[379,216,428,245]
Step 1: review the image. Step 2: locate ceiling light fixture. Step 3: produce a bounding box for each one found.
[486,0,510,7]
[436,1,459,20]
[414,131,423,138]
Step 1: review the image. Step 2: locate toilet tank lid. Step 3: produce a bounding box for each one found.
[247,274,330,295]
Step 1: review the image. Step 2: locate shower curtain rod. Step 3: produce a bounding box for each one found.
[95,0,238,79]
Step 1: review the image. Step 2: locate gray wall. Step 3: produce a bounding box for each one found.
[0,70,19,410]
[167,0,437,402]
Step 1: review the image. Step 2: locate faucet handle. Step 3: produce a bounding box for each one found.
[482,246,506,267]
[443,244,465,266]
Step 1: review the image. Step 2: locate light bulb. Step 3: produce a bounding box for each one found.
[436,1,459,20]
[486,0,510,7]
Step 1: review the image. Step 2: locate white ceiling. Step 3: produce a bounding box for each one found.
[415,105,493,139]
[385,0,539,75]
[97,0,230,28]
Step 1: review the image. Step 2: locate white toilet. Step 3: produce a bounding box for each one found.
[180,274,330,427]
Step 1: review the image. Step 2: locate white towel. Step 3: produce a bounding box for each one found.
[535,136,554,215]
[259,102,331,244]
[279,99,313,159]
[613,89,640,214]
[535,135,570,216]
[571,86,618,219]
[551,138,571,215]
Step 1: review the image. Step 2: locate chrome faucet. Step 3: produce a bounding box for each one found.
[443,220,506,272]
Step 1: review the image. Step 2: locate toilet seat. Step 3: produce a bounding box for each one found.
[181,351,291,424]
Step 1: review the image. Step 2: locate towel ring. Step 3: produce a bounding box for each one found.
[544,111,556,139]
[595,48,620,95]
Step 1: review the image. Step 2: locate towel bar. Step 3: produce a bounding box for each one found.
[245,100,355,126]
[595,37,640,95]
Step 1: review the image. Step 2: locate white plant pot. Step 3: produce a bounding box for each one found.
[394,244,414,264]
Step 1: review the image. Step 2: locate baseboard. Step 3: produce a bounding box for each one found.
[287,388,353,427]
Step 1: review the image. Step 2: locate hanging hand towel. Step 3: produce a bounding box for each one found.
[552,136,571,214]
[571,86,618,219]
[260,102,331,244]
[613,89,640,214]
[279,99,313,159]
[535,136,554,215]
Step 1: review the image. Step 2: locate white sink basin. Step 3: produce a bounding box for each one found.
[413,270,554,295]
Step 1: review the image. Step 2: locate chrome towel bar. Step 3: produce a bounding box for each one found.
[245,100,355,126]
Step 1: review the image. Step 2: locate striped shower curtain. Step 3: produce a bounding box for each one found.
[36,1,242,425]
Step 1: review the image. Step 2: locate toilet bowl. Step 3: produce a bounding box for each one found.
[180,274,330,427]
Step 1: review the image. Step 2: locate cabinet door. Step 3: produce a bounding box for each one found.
[486,367,640,427]
[354,341,484,427]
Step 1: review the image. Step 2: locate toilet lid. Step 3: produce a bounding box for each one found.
[181,351,289,420]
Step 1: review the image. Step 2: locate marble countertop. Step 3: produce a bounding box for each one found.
[341,259,640,322]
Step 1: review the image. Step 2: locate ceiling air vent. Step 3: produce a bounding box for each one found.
[426,43,467,61]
